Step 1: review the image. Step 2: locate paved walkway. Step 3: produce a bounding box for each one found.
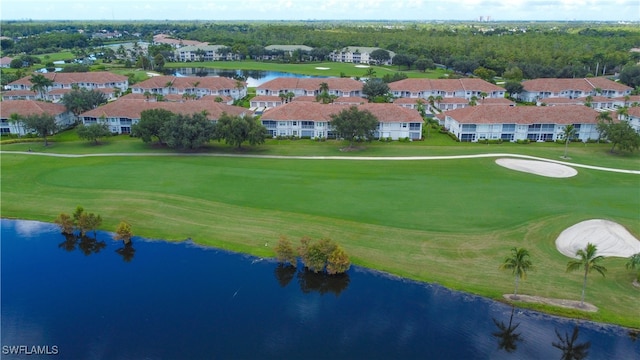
[2,151,639,175]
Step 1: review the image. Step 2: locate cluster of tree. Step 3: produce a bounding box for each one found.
[274,263,350,296]
[61,86,108,117]
[54,206,134,261]
[500,245,639,307]
[2,32,90,55]
[274,236,351,275]
[596,111,640,153]
[54,206,103,237]
[131,109,268,150]
[8,54,41,69]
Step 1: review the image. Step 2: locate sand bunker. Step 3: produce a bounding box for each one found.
[355,65,370,68]
[496,158,577,178]
[556,219,640,258]
[315,67,330,70]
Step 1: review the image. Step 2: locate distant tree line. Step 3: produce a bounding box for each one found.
[2,21,639,81]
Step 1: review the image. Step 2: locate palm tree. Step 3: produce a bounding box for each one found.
[596,111,612,123]
[30,73,53,99]
[626,253,640,282]
[364,67,376,78]
[500,247,533,299]
[8,113,23,137]
[617,106,629,121]
[319,82,329,94]
[566,243,606,307]
[561,124,577,159]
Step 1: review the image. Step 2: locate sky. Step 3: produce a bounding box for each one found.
[1,0,638,22]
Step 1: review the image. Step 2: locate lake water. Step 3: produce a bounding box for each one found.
[173,68,329,87]
[1,219,638,359]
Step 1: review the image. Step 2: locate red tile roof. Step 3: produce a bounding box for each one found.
[261,102,422,123]
[522,77,631,93]
[132,75,242,91]
[444,105,600,124]
[79,99,250,119]
[0,100,68,117]
[388,78,504,93]
[9,72,127,86]
[257,78,363,92]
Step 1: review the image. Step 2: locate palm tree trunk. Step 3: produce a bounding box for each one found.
[514,274,520,297]
[580,269,587,306]
[564,139,569,158]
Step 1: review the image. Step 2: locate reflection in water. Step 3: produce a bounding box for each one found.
[78,235,107,256]
[58,233,78,252]
[552,326,591,360]
[492,306,523,353]
[273,263,350,295]
[274,264,296,287]
[115,240,136,262]
[297,269,350,296]
[57,233,107,256]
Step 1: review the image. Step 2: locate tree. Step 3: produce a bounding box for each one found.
[8,113,24,136]
[362,78,390,102]
[114,221,133,244]
[364,67,376,78]
[77,123,111,144]
[473,66,497,82]
[161,112,216,150]
[21,113,57,146]
[29,73,53,99]
[504,81,523,98]
[132,108,174,144]
[414,57,435,72]
[626,253,640,282]
[566,243,606,307]
[153,53,165,71]
[214,113,268,148]
[61,88,108,117]
[619,64,640,88]
[326,246,351,275]
[274,236,297,266]
[369,49,390,65]
[503,66,524,81]
[77,211,102,238]
[329,105,379,148]
[54,213,74,235]
[561,124,577,159]
[597,118,640,153]
[499,247,533,299]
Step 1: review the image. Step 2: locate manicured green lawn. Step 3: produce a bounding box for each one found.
[1,139,639,328]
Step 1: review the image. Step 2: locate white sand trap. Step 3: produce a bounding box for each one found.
[496,158,577,178]
[556,219,640,258]
[315,67,330,70]
[355,65,370,68]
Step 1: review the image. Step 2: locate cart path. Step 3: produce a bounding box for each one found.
[2,151,639,174]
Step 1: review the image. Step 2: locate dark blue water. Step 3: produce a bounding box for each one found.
[173,68,328,87]
[2,219,638,359]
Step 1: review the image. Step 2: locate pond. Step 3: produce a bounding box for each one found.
[172,68,329,87]
[1,219,638,359]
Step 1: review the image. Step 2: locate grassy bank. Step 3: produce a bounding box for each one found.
[1,139,639,328]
